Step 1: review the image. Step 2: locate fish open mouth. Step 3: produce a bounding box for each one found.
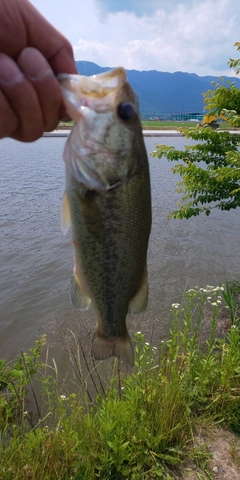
[58,67,127,120]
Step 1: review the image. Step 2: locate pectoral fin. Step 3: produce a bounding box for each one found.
[128,263,148,314]
[61,192,71,235]
[70,274,91,311]
[92,332,134,366]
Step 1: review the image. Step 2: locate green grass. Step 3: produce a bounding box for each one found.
[141,120,235,129]
[58,120,192,129]
[58,120,74,127]
[141,120,199,129]
[1,283,240,479]
[58,120,197,129]
[58,119,234,130]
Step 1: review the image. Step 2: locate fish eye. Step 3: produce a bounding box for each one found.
[117,102,136,121]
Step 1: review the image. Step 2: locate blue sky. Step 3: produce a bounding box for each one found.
[31,0,239,77]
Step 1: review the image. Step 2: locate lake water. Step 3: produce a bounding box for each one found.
[1,135,240,364]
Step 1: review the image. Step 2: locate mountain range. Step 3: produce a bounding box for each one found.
[75,61,240,118]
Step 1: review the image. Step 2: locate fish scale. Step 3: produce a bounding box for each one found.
[59,67,151,365]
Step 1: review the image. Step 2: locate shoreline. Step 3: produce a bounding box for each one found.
[43,128,240,138]
[43,129,184,137]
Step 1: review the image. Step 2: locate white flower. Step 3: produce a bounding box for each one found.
[212,302,218,306]
[60,395,66,400]
[172,303,180,308]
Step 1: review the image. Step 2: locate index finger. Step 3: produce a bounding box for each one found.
[17,0,78,74]
[22,1,77,73]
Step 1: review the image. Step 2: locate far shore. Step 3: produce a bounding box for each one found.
[43,129,183,137]
[43,126,240,138]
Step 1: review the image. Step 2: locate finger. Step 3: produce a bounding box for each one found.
[48,43,78,75]
[17,47,62,132]
[0,53,44,142]
[59,108,72,122]
[0,89,19,139]
[0,0,77,76]
[0,0,26,56]
[20,0,78,74]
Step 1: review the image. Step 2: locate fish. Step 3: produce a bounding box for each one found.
[58,67,151,366]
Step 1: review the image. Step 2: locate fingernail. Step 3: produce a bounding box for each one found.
[0,54,24,86]
[17,47,52,81]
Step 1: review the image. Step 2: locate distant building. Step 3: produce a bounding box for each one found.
[170,113,204,121]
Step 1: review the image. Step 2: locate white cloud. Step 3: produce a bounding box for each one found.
[94,0,203,16]
[31,0,240,76]
[73,39,114,68]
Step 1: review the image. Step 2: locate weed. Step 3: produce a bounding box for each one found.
[222,280,240,325]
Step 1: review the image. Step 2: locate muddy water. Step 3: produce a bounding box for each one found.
[0,135,240,365]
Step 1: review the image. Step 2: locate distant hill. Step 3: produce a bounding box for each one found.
[75,61,240,118]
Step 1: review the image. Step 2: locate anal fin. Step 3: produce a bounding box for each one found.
[128,263,148,314]
[70,274,91,311]
[92,332,134,366]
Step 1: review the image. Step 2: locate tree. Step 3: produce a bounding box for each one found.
[203,41,240,120]
[151,42,240,219]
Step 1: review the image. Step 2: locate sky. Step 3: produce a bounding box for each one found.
[31,0,240,77]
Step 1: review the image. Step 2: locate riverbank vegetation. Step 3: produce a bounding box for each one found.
[58,119,198,129]
[58,119,234,130]
[151,127,240,219]
[1,282,240,479]
[152,42,240,219]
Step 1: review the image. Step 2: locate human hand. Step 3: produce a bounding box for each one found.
[0,0,77,142]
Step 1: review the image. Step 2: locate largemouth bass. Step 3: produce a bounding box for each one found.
[58,67,151,366]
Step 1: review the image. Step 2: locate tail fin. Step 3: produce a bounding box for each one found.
[92,332,134,366]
